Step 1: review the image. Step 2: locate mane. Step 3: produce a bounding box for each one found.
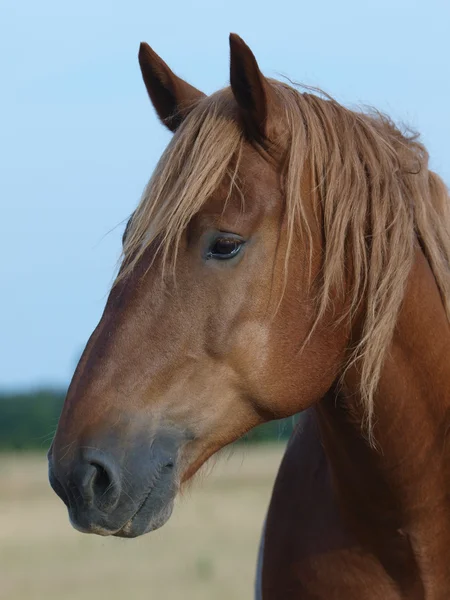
[120,80,450,436]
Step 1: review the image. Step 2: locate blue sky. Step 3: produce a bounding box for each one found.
[1,0,449,389]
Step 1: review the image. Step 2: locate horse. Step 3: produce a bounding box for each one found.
[48,34,450,599]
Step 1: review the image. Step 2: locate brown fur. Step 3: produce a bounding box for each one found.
[263,247,450,598]
[120,63,450,437]
[50,35,450,597]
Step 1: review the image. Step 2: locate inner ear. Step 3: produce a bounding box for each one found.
[138,42,206,132]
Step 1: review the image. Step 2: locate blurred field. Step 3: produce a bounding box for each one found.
[0,445,285,600]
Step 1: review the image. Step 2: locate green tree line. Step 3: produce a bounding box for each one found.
[0,389,299,451]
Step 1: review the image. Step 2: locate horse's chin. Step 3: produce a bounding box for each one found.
[113,498,175,539]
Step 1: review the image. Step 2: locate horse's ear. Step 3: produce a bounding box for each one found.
[138,42,205,132]
[229,34,268,141]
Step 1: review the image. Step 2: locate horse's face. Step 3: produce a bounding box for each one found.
[49,36,349,537]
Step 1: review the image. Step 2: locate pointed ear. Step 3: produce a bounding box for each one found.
[229,34,268,141]
[138,42,206,132]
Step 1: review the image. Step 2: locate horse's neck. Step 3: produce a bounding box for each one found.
[317,246,450,596]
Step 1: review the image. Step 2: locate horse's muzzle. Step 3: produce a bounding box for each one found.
[48,430,180,537]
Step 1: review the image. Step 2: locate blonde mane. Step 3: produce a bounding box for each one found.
[121,80,450,434]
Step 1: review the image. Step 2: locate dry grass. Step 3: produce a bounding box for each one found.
[0,445,285,600]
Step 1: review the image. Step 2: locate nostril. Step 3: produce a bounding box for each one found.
[72,453,121,513]
[90,461,112,499]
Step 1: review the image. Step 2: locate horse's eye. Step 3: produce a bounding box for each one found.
[207,235,244,260]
